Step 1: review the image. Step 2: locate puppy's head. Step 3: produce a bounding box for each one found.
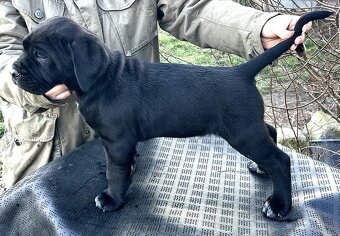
[11,17,110,95]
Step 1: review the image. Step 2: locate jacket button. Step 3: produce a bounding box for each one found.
[34,9,44,20]
[14,139,22,146]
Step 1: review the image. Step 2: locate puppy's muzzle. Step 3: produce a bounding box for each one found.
[10,67,21,85]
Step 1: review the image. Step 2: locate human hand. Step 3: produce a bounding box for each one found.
[261,15,312,51]
[45,84,71,101]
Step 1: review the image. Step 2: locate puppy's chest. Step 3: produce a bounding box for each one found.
[77,101,102,129]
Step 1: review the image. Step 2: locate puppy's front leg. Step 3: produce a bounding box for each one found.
[95,138,137,212]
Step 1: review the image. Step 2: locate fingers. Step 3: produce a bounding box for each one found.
[290,22,311,51]
[54,90,72,100]
[290,34,303,51]
[302,21,312,33]
[45,84,71,100]
[290,21,312,51]
[261,15,313,51]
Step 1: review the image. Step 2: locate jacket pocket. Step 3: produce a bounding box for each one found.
[12,0,65,30]
[0,114,56,187]
[97,0,158,56]
[14,113,56,142]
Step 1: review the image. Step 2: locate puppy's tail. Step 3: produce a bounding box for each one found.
[240,10,333,78]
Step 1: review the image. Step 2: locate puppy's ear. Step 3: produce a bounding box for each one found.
[70,37,109,92]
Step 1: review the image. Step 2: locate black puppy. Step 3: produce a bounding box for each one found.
[11,11,332,221]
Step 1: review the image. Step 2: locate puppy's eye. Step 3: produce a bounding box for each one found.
[33,48,47,59]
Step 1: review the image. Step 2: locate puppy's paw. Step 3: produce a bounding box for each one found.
[95,190,125,212]
[262,199,301,222]
[130,154,139,175]
[247,161,268,177]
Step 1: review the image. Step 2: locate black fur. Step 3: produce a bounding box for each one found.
[11,11,332,221]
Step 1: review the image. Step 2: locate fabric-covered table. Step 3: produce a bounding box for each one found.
[0,136,339,235]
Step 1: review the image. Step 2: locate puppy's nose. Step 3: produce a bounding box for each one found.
[10,68,21,78]
[10,67,21,77]
[9,68,21,84]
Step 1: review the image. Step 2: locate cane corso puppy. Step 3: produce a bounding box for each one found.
[11,11,332,221]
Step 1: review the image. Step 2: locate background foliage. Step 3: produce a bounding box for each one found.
[158,0,340,164]
[0,0,339,163]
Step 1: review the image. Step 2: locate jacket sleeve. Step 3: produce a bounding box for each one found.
[0,0,57,113]
[157,0,279,60]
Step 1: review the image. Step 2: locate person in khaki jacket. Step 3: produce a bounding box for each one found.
[0,0,311,189]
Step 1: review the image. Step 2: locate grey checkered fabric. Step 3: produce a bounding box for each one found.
[0,137,339,235]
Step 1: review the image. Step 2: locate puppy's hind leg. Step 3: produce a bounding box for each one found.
[95,137,137,212]
[219,121,295,221]
[248,123,277,176]
[266,123,277,144]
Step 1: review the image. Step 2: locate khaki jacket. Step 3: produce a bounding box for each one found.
[0,0,278,188]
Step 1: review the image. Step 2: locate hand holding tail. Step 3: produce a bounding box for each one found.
[261,15,313,51]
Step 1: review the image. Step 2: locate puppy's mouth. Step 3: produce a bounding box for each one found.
[10,68,21,85]
[10,67,48,95]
